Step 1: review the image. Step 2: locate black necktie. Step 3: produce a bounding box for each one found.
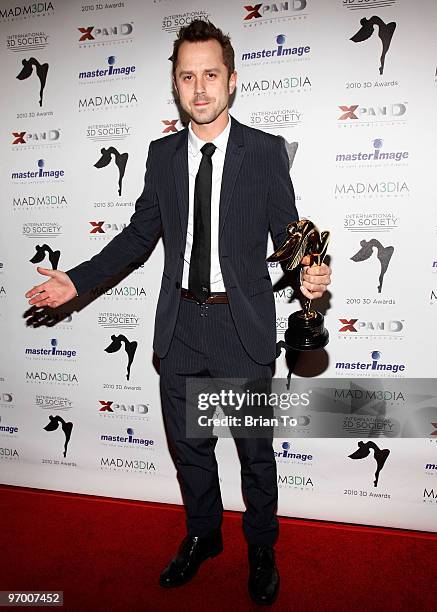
[189,142,216,302]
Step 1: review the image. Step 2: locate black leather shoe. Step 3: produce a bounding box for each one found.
[248,545,280,605]
[159,529,223,588]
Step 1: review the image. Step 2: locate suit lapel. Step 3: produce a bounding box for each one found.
[172,128,189,237]
[219,116,245,238]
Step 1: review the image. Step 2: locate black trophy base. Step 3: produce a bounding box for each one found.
[284,309,329,351]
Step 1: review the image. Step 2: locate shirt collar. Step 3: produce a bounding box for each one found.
[188,115,231,157]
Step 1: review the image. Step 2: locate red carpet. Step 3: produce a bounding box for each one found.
[0,484,436,611]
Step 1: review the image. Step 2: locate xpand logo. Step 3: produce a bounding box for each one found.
[79,55,136,81]
[338,318,404,339]
[335,350,406,377]
[338,102,407,126]
[78,23,133,46]
[100,427,154,448]
[0,2,54,22]
[11,159,64,182]
[240,75,311,96]
[274,441,313,462]
[336,138,409,167]
[11,129,60,149]
[243,1,308,26]
[241,34,310,64]
[25,338,77,360]
[89,221,127,238]
[98,400,149,416]
[162,119,180,134]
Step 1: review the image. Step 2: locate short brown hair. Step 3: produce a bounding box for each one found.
[170,19,235,78]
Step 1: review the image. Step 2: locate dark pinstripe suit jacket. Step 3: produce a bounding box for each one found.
[67,116,298,364]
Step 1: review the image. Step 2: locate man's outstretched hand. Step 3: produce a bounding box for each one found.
[299,255,331,300]
[25,267,78,309]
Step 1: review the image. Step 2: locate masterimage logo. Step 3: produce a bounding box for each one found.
[78,56,136,82]
[350,16,396,75]
[26,371,78,385]
[23,222,62,239]
[100,427,154,448]
[0,421,19,436]
[36,394,72,410]
[344,212,399,232]
[335,350,406,376]
[78,22,133,46]
[243,1,308,26]
[336,138,408,168]
[25,338,77,360]
[44,414,73,458]
[249,108,302,130]
[351,238,394,293]
[338,102,407,125]
[105,334,137,381]
[348,441,390,487]
[16,57,48,107]
[274,441,313,463]
[11,129,60,149]
[11,159,64,182]
[98,400,149,416]
[29,243,60,269]
[162,11,209,34]
[97,312,140,330]
[338,318,404,339]
[89,221,127,238]
[6,31,50,52]
[162,119,179,134]
[0,2,54,22]
[12,194,68,210]
[86,122,132,142]
[425,461,437,475]
[78,92,138,112]
[94,146,128,196]
[100,456,156,474]
[240,75,311,96]
[241,34,310,64]
[334,180,408,199]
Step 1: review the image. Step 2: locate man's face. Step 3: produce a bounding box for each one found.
[173,39,236,126]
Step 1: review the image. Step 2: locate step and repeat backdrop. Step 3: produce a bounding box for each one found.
[0,0,436,531]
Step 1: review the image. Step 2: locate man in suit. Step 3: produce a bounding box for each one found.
[26,20,331,605]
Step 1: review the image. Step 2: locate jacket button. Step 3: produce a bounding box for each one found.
[175,281,181,289]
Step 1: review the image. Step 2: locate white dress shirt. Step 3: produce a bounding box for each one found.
[182,117,231,292]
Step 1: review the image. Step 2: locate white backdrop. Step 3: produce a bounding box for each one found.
[1,0,436,531]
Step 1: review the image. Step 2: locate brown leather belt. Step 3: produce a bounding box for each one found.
[181,288,229,304]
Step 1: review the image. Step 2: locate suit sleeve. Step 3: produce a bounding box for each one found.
[66,140,162,296]
[268,136,299,251]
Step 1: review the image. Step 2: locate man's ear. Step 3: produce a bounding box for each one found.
[228,70,237,95]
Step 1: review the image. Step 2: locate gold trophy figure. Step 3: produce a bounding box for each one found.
[267,219,330,351]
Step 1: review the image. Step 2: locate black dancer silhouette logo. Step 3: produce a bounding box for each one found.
[94,147,128,196]
[105,334,137,381]
[351,239,393,293]
[16,57,49,107]
[281,138,298,169]
[348,441,390,487]
[29,244,60,270]
[350,16,396,75]
[44,415,73,458]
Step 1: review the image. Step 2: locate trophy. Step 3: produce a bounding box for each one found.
[267,219,330,351]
